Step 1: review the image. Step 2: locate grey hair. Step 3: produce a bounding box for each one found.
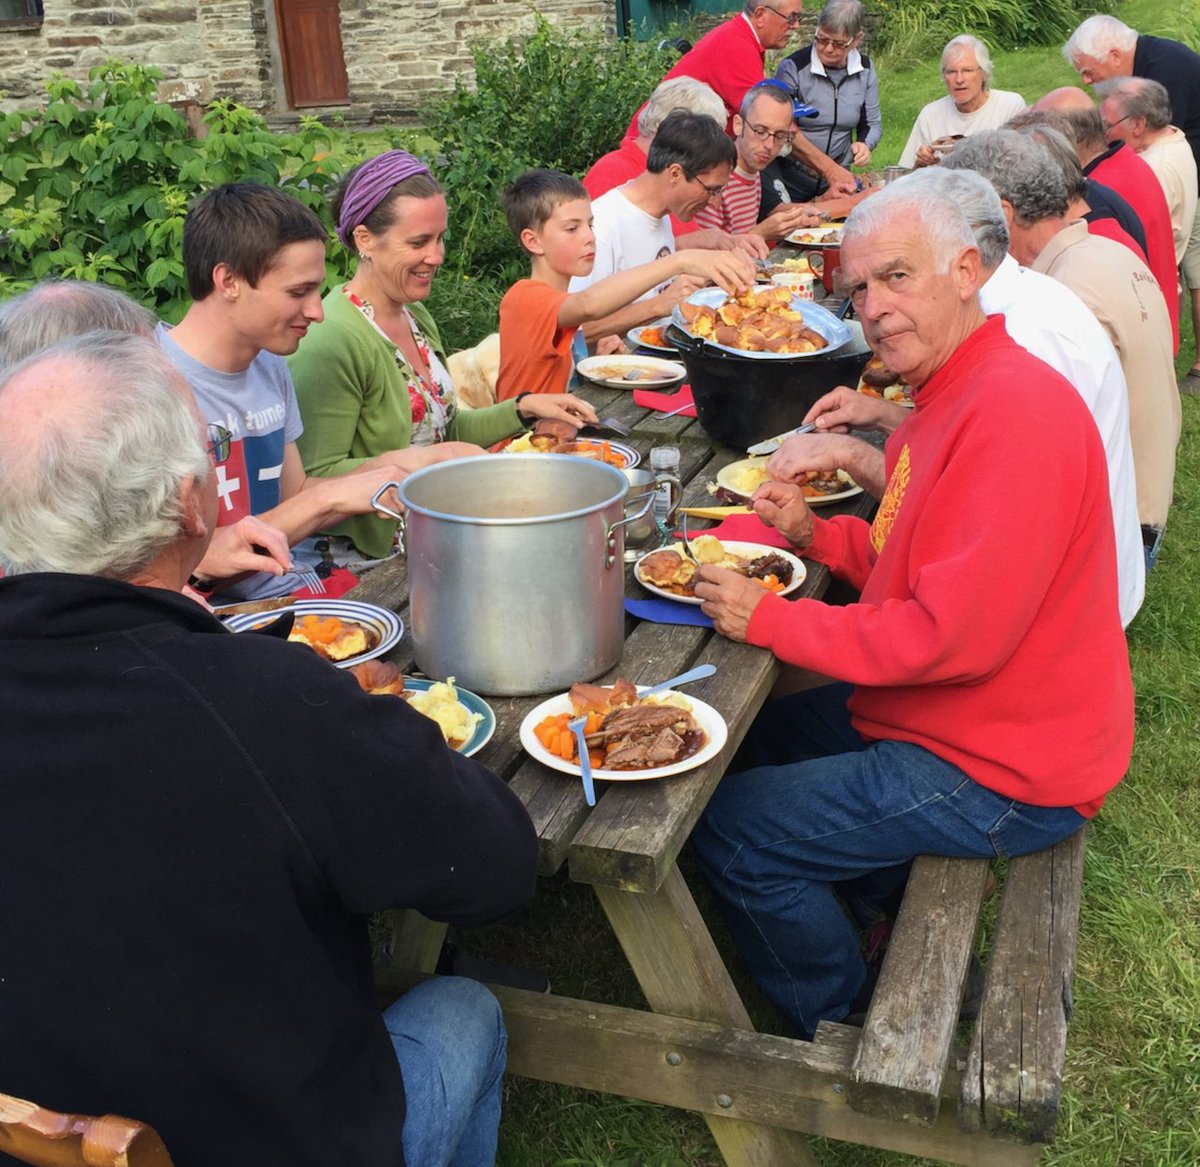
[842,182,978,273]
[1095,76,1173,131]
[887,168,1009,269]
[0,331,209,581]
[740,80,795,119]
[817,0,864,38]
[1005,106,1079,146]
[941,129,1069,224]
[1064,14,1137,64]
[638,77,727,137]
[0,280,156,372]
[942,35,994,86]
[1009,122,1088,201]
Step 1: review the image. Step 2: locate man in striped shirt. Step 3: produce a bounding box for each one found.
[694,82,822,240]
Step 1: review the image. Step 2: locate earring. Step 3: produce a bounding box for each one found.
[358,251,371,262]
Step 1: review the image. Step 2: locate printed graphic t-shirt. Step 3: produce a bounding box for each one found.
[157,323,304,525]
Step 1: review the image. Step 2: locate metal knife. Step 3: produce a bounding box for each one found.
[747,422,817,457]
[211,595,299,619]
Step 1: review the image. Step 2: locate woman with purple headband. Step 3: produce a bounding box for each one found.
[288,150,596,562]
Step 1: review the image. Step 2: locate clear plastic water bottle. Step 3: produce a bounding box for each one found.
[650,445,681,535]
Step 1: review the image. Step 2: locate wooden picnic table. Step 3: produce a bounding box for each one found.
[359,378,1083,1167]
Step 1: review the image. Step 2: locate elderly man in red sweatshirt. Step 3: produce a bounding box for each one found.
[690,180,1133,1040]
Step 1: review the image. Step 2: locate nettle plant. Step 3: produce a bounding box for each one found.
[0,62,362,320]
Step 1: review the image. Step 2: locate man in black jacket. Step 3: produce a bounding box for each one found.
[0,331,539,1166]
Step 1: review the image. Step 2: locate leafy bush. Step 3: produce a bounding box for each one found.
[870,0,1115,63]
[420,16,677,291]
[0,61,414,321]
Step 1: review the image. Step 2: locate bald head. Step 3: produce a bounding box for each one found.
[1032,87,1106,159]
[1035,86,1096,113]
[0,332,209,580]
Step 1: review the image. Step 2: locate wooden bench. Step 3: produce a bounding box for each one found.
[835,827,1089,1161]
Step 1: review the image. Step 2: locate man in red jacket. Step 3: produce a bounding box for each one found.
[691,181,1133,1040]
[1036,86,1180,351]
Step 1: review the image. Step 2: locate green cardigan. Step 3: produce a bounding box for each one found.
[288,285,522,559]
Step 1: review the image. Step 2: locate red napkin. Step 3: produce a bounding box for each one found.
[633,383,695,417]
[693,513,793,550]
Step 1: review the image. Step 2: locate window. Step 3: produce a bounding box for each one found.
[0,0,43,22]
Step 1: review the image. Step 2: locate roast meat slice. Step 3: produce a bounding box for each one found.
[585,703,685,745]
[605,727,686,770]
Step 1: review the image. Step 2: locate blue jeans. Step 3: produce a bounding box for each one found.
[692,686,1086,1038]
[384,977,507,1167]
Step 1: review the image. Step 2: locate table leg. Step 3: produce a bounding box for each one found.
[594,865,820,1167]
[381,908,447,976]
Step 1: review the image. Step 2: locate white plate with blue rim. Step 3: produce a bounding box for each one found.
[219,598,403,669]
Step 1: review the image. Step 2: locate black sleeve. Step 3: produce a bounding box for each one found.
[240,648,539,926]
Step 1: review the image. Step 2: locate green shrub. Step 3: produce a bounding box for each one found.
[0,61,415,321]
[870,0,1115,63]
[419,16,677,289]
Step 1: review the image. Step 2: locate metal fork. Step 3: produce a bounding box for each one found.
[679,511,700,564]
[593,415,632,437]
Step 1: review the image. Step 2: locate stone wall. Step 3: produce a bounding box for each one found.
[1,0,615,120]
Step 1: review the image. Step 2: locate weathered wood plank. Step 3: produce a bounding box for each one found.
[378,909,446,976]
[490,988,1042,1167]
[960,828,1086,1143]
[850,855,991,1124]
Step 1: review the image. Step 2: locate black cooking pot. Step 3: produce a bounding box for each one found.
[667,321,872,448]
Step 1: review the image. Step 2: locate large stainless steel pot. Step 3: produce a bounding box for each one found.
[395,455,649,696]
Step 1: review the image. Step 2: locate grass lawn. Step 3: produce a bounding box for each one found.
[463,3,1200,1165]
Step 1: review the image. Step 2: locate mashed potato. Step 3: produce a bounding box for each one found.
[407,678,482,748]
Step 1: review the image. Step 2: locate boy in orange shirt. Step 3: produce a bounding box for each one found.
[496,169,754,398]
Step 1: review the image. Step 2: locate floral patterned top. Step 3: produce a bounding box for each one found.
[344,289,456,447]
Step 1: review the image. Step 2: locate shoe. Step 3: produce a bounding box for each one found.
[1180,369,1200,396]
[436,942,551,994]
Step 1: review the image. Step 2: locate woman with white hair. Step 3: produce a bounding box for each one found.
[898,35,1026,168]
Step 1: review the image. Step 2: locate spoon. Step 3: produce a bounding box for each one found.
[651,401,695,421]
[569,716,596,806]
[639,662,717,699]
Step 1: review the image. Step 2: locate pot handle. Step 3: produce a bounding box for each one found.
[605,492,655,568]
[370,482,407,554]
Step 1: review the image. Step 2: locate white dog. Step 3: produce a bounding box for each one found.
[447,332,501,410]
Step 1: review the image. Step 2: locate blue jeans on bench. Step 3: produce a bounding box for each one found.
[692,684,1086,1039]
[384,977,507,1167]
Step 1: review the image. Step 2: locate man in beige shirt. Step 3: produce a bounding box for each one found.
[945,129,1179,540]
[1097,76,1198,269]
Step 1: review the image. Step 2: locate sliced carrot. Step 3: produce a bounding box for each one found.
[588,750,605,769]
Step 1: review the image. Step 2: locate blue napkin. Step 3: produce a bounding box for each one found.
[625,598,714,628]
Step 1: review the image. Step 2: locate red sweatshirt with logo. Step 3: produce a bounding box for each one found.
[746,317,1133,814]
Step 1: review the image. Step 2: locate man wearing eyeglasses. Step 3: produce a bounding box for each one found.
[622,0,806,142]
[693,82,825,239]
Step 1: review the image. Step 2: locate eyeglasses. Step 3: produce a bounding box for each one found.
[942,65,981,78]
[760,4,804,27]
[815,33,854,49]
[207,423,232,465]
[684,171,727,199]
[743,121,795,148]
[1102,114,1131,131]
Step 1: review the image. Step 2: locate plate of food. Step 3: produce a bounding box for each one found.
[856,353,915,406]
[221,599,403,668]
[635,537,806,605]
[784,224,843,247]
[713,457,863,506]
[504,429,641,468]
[671,286,852,359]
[625,320,678,353]
[576,354,686,388]
[519,677,728,781]
[929,133,966,157]
[349,662,495,756]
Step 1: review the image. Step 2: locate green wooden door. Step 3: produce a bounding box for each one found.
[618,0,730,41]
